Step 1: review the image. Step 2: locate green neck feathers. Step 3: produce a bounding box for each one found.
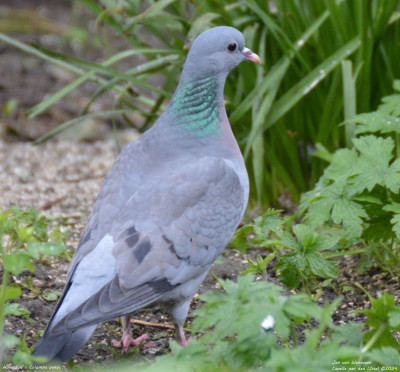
[168,75,221,138]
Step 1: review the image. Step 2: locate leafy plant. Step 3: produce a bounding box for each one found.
[300,81,400,273]
[233,209,340,292]
[240,254,276,278]
[362,292,400,352]
[2,1,400,206]
[0,207,68,366]
[269,224,339,292]
[231,209,284,252]
[93,276,400,371]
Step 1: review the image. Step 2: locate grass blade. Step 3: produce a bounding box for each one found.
[341,60,356,147]
[33,110,126,144]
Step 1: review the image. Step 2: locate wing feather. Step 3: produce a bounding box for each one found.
[49,155,247,334]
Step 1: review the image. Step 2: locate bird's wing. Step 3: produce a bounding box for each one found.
[49,156,246,333]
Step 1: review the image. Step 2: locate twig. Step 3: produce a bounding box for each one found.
[129,319,207,334]
[129,319,188,332]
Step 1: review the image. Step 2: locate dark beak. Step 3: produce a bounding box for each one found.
[241,47,261,64]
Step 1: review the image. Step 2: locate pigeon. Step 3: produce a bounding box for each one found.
[33,26,260,362]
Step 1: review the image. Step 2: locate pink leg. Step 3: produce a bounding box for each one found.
[174,323,190,347]
[112,316,149,353]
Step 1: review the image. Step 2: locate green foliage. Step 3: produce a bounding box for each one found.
[362,293,400,352]
[2,1,400,206]
[270,224,339,291]
[240,254,276,277]
[231,209,283,252]
[0,207,68,366]
[96,276,399,372]
[300,82,400,273]
[233,210,339,292]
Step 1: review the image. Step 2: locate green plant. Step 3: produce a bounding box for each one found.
[240,254,276,278]
[362,292,400,352]
[233,209,341,293]
[0,207,68,366]
[2,1,400,206]
[231,208,284,252]
[268,224,340,293]
[300,80,400,274]
[92,275,400,371]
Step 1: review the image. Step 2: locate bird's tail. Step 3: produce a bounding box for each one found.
[32,324,97,363]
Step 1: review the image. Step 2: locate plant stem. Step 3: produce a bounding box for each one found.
[361,324,386,353]
[0,269,10,361]
[324,248,365,259]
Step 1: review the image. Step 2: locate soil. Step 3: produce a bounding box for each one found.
[0,1,399,371]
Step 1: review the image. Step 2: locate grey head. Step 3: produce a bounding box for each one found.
[163,26,260,139]
[180,26,261,82]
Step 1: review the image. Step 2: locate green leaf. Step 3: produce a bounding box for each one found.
[4,286,22,301]
[12,349,35,367]
[379,91,400,117]
[304,181,367,239]
[389,310,400,328]
[349,135,400,194]
[363,293,400,350]
[273,224,338,289]
[324,148,358,182]
[349,112,400,135]
[367,347,400,366]
[284,294,323,320]
[331,322,364,348]
[2,333,19,348]
[231,209,284,251]
[253,209,284,240]
[362,211,394,242]
[42,289,61,302]
[383,202,400,239]
[4,303,30,317]
[231,225,253,252]
[28,242,65,259]
[3,253,34,275]
[307,253,337,278]
[292,224,338,253]
[241,254,275,276]
[274,253,304,289]
[16,226,34,243]
[330,190,368,237]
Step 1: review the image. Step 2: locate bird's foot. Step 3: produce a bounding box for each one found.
[112,333,149,353]
[176,335,192,347]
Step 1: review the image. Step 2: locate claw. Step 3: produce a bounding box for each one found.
[112,333,149,353]
[112,315,149,353]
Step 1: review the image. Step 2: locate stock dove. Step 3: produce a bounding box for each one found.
[33,26,260,362]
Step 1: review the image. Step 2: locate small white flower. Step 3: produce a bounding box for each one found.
[260,315,275,331]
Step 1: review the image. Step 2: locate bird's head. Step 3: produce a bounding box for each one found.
[182,26,261,80]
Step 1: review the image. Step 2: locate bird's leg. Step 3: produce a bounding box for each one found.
[112,316,149,352]
[170,299,192,347]
[173,322,189,347]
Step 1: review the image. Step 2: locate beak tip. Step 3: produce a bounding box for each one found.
[252,55,262,64]
[242,48,261,65]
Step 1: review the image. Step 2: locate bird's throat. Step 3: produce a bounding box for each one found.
[168,75,221,138]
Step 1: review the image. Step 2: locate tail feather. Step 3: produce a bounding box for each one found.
[33,325,97,362]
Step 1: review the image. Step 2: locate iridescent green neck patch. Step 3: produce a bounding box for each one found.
[168,75,220,138]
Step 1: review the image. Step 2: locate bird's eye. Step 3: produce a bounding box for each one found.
[227,42,237,52]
